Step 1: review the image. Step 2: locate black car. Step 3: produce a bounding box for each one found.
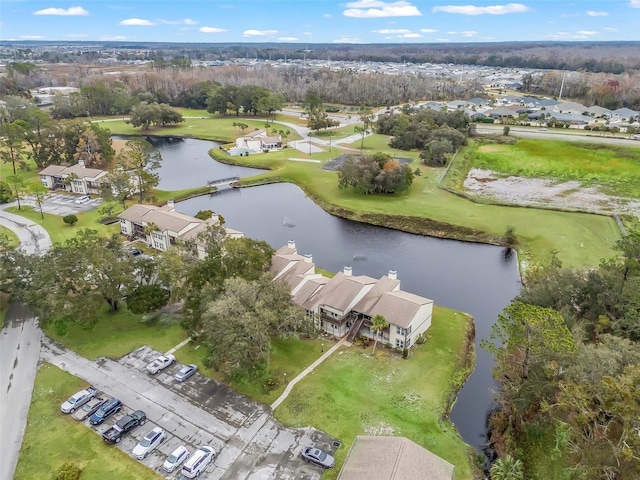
[89,398,122,425]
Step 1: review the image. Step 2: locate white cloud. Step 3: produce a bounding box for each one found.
[546,30,599,40]
[462,30,478,37]
[99,35,128,41]
[119,18,155,26]
[303,31,313,36]
[373,28,411,34]
[630,0,640,7]
[420,28,438,33]
[33,6,88,16]
[333,36,363,43]
[432,3,529,15]
[343,0,422,18]
[576,30,598,36]
[20,35,45,39]
[323,13,332,18]
[586,11,608,17]
[447,31,457,34]
[402,33,421,38]
[604,27,619,31]
[243,29,277,36]
[65,33,89,38]
[199,26,227,33]
[436,38,450,42]
[158,18,198,25]
[278,37,298,41]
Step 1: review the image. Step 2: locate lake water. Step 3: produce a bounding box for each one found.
[138,136,522,452]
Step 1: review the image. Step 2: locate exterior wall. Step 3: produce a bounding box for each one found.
[40,175,54,188]
[120,218,132,235]
[149,231,169,251]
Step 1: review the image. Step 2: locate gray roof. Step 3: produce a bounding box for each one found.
[466,97,489,105]
[613,107,640,118]
[585,105,611,117]
[337,436,454,480]
[39,163,106,180]
[292,276,329,307]
[304,272,377,314]
[369,290,433,329]
[352,276,400,316]
[39,165,67,176]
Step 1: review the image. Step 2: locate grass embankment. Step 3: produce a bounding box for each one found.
[210,135,619,269]
[44,308,187,360]
[0,225,19,247]
[14,363,160,480]
[276,307,476,480]
[0,157,42,187]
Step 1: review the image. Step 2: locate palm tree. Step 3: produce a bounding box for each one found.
[370,314,388,355]
[143,221,160,245]
[489,455,524,480]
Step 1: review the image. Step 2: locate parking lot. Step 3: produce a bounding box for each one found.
[42,339,338,479]
[20,192,102,216]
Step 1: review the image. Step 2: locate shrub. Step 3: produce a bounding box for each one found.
[62,215,78,226]
[0,181,13,203]
[402,347,409,359]
[325,105,340,112]
[54,462,82,480]
[415,333,427,345]
[126,285,170,314]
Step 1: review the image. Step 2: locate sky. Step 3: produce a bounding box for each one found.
[1,1,639,44]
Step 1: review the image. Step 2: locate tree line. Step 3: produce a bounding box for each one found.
[483,231,640,479]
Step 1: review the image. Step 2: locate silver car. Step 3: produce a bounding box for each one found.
[72,396,106,421]
[132,427,165,459]
[175,364,198,382]
[163,445,189,473]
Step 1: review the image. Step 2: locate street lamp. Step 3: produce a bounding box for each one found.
[321,343,325,353]
[283,372,287,384]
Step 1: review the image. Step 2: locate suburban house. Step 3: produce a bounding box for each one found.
[337,436,455,480]
[229,129,282,156]
[271,241,434,349]
[39,160,108,195]
[118,201,243,258]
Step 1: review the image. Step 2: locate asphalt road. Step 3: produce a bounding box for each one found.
[0,205,52,255]
[42,341,335,479]
[0,304,42,480]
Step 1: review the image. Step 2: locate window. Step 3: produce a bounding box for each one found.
[396,327,406,335]
[395,339,404,348]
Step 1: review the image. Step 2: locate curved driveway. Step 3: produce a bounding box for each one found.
[0,204,52,255]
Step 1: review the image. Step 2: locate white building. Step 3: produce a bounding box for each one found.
[39,160,108,195]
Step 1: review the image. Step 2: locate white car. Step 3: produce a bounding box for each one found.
[182,446,216,478]
[132,427,165,459]
[74,195,90,204]
[60,386,97,413]
[146,353,176,374]
[162,445,190,473]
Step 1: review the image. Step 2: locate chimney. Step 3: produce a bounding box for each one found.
[78,159,85,168]
[304,253,312,263]
[343,266,352,276]
[388,270,398,280]
[287,240,296,250]
[167,200,175,209]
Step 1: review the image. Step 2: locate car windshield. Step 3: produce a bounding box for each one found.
[316,450,327,461]
[180,367,190,374]
[67,396,78,404]
[167,454,177,463]
[81,403,93,411]
[140,438,152,447]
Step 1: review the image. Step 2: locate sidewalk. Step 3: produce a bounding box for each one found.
[270,337,348,410]
[0,204,52,255]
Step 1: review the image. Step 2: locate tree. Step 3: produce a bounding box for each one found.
[503,125,511,136]
[31,184,48,220]
[257,92,286,121]
[118,138,161,203]
[0,121,27,174]
[354,125,366,151]
[63,214,78,226]
[370,314,388,355]
[489,455,524,480]
[6,174,25,210]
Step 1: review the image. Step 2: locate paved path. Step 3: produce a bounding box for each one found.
[0,305,42,480]
[0,203,52,255]
[270,338,348,411]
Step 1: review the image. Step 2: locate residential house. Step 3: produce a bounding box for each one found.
[39,160,108,195]
[233,129,282,155]
[118,201,243,258]
[337,436,455,480]
[271,242,434,349]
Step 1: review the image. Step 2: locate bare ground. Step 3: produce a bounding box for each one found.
[464,169,640,219]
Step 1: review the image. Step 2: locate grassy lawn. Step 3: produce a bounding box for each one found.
[44,308,187,360]
[5,205,121,246]
[99,117,302,143]
[0,156,41,187]
[0,225,19,247]
[472,139,640,197]
[275,306,476,480]
[14,363,160,480]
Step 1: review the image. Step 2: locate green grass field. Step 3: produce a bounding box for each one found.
[472,139,640,197]
[275,306,476,480]
[14,363,160,480]
[0,225,19,247]
[44,308,187,360]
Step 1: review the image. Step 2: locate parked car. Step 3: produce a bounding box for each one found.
[146,354,176,374]
[132,426,165,459]
[537,128,548,132]
[162,445,190,473]
[72,396,107,421]
[60,386,97,413]
[89,398,122,425]
[130,248,143,257]
[74,195,90,204]
[175,364,198,382]
[102,410,146,444]
[181,446,215,478]
[301,447,335,469]
[633,134,640,140]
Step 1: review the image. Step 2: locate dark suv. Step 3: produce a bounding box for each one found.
[89,398,122,425]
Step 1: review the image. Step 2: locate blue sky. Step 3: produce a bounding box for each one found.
[2,1,639,43]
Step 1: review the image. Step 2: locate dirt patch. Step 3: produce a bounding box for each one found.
[464,168,640,218]
[477,145,503,153]
[111,138,127,155]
